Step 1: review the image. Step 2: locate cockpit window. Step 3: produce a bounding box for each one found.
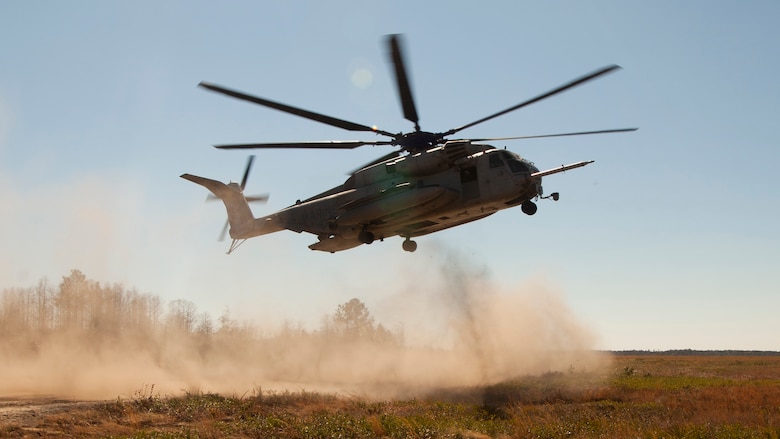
[488,152,504,168]
[506,159,527,173]
[497,151,530,174]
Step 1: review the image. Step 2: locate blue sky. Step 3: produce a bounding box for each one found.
[1,1,778,350]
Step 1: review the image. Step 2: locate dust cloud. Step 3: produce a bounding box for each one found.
[0,249,608,401]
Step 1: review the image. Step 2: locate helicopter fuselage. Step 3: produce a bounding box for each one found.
[249,142,542,252]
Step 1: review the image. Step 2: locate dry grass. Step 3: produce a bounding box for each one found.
[1,354,779,438]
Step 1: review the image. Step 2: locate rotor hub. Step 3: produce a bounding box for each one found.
[396,131,443,153]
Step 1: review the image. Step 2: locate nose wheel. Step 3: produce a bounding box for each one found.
[402,238,417,252]
[521,200,538,215]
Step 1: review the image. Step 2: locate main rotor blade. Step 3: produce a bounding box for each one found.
[466,128,638,142]
[199,82,396,137]
[444,65,623,137]
[387,34,420,130]
[239,155,255,190]
[214,140,395,150]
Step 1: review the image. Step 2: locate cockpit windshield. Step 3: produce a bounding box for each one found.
[499,151,531,174]
[488,152,504,168]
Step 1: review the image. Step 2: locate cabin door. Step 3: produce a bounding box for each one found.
[460,166,480,201]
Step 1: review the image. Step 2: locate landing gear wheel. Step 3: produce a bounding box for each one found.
[521,200,538,216]
[402,239,417,252]
[358,229,375,244]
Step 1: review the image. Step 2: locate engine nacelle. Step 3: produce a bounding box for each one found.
[386,150,449,177]
[351,142,495,187]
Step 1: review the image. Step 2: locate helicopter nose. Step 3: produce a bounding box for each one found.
[524,159,540,174]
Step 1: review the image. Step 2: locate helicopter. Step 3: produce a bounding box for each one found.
[182,35,636,254]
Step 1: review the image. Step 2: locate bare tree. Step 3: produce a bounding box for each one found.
[34,278,52,332]
[195,312,213,335]
[167,299,198,333]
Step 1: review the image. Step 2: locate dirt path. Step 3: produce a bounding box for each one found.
[0,396,100,428]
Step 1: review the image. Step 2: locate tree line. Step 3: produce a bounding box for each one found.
[0,269,400,352]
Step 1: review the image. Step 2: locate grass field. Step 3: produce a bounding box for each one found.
[2,353,779,438]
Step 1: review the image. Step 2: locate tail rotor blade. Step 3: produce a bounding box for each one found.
[244,194,269,203]
[209,156,266,241]
[218,219,229,242]
[240,155,255,190]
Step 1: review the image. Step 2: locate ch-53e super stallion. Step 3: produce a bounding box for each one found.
[182,35,635,254]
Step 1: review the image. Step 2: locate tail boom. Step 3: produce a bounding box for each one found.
[181,173,283,239]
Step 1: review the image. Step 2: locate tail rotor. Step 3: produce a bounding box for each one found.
[206,155,268,240]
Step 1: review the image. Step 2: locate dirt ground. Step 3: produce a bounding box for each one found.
[2,354,779,438]
[0,397,101,430]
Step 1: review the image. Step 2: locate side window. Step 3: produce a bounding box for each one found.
[460,166,477,183]
[489,153,504,168]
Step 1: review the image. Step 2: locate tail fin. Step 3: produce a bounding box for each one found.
[181,174,254,238]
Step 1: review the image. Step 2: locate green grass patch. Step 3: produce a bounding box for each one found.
[612,374,736,391]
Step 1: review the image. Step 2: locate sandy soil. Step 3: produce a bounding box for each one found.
[0,396,99,429]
